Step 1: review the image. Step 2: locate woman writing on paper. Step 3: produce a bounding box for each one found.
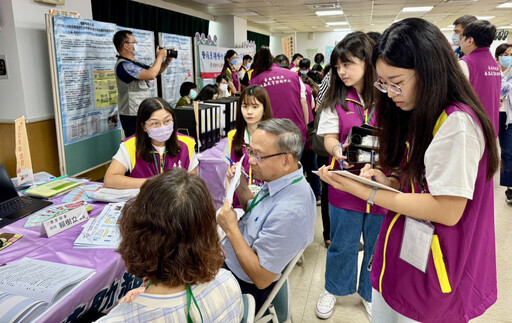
[223,85,273,208]
[97,169,243,322]
[104,97,198,189]
[315,32,386,320]
[318,18,498,322]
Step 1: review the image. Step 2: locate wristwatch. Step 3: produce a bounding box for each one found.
[367,188,378,206]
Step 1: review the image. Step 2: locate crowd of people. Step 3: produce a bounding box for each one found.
[103,14,509,322]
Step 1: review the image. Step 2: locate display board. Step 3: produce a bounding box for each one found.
[159,33,194,108]
[282,34,296,60]
[117,26,157,98]
[46,14,122,176]
[197,45,255,79]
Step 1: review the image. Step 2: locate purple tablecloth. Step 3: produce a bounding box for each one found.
[198,138,228,209]
[0,192,140,322]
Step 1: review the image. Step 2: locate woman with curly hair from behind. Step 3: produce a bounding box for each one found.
[96,169,243,322]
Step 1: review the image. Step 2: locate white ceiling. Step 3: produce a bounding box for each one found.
[161,0,512,34]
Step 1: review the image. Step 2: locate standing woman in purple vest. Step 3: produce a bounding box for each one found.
[318,18,499,322]
[315,32,387,320]
[223,85,274,208]
[104,97,198,189]
[248,47,309,144]
[221,50,240,95]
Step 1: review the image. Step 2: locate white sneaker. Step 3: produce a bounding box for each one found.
[361,298,372,321]
[316,290,336,319]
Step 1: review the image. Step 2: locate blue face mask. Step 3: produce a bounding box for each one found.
[231,58,239,65]
[499,56,512,68]
[189,89,197,100]
[300,69,308,75]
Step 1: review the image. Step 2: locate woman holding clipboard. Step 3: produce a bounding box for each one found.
[315,32,386,320]
[318,18,498,322]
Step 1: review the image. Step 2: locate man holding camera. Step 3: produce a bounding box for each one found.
[113,30,174,137]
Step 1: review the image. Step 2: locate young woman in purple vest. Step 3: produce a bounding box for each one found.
[223,85,273,208]
[318,18,499,323]
[104,97,198,189]
[221,50,240,95]
[315,32,387,320]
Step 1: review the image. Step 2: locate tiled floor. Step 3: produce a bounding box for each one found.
[288,175,512,323]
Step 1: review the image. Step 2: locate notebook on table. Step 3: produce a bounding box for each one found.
[0,164,52,228]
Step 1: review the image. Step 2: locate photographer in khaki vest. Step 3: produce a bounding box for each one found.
[113,30,173,137]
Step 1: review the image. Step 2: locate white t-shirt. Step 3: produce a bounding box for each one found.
[113,143,199,173]
[425,111,484,199]
[317,95,365,136]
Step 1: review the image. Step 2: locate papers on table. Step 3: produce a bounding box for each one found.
[61,184,102,203]
[0,258,95,323]
[24,199,91,228]
[92,188,140,202]
[225,155,244,205]
[73,202,124,249]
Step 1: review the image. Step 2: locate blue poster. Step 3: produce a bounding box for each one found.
[53,16,120,145]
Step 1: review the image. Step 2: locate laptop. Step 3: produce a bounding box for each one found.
[0,164,52,228]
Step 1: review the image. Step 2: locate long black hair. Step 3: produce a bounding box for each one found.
[321,32,376,112]
[223,50,237,70]
[252,47,274,77]
[374,18,498,182]
[135,97,181,161]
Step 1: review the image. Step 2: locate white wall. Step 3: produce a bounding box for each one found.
[209,16,248,48]
[0,0,92,122]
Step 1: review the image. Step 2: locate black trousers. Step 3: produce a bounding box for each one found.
[120,114,137,138]
[223,263,276,313]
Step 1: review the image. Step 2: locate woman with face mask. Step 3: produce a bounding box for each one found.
[216,75,230,98]
[175,82,198,107]
[496,43,512,203]
[221,50,240,95]
[104,97,198,189]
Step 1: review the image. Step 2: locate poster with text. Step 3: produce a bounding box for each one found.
[159,33,194,108]
[198,45,255,79]
[282,34,296,61]
[117,26,157,98]
[53,16,120,145]
[325,46,334,66]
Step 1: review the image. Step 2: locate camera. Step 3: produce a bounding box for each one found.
[345,125,379,169]
[159,47,178,59]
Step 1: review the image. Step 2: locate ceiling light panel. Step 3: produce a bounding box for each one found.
[316,10,344,16]
[401,6,434,13]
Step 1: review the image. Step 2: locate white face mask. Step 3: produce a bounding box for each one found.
[452,34,461,47]
[220,83,228,92]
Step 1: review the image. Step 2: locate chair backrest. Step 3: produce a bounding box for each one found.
[254,248,305,321]
[241,293,255,323]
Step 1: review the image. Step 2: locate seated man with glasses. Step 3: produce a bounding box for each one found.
[217,118,317,312]
[113,30,174,137]
[104,97,198,189]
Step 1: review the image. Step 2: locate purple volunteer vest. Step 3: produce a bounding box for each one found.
[227,130,264,208]
[328,88,387,215]
[370,104,497,322]
[461,47,501,137]
[124,133,195,178]
[222,66,239,93]
[249,64,307,141]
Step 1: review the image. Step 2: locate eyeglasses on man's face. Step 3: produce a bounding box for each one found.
[374,74,415,95]
[145,117,173,128]
[245,146,287,163]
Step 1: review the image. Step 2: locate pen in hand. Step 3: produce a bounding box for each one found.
[339,142,344,171]
[370,150,375,181]
[225,156,249,179]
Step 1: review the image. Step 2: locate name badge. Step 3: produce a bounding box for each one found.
[399,216,434,273]
[41,205,89,238]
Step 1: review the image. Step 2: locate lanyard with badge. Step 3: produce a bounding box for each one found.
[239,176,304,222]
[245,129,254,185]
[152,148,167,174]
[399,141,434,273]
[354,103,376,125]
[145,281,204,322]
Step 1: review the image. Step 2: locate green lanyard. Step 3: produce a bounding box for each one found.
[355,103,376,125]
[186,284,203,323]
[152,148,167,174]
[243,176,304,218]
[145,282,203,323]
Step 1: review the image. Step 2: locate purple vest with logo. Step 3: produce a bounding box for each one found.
[370,104,497,322]
[461,47,501,136]
[328,88,386,215]
[249,64,307,141]
[222,66,239,93]
[124,133,195,178]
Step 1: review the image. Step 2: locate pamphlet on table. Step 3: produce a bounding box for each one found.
[0,232,23,251]
[92,188,140,202]
[24,177,88,199]
[0,258,95,323]
[24,199,91,228]
[61,184,102,203]
[74,202,125,249]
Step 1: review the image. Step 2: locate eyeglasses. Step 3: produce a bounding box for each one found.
[145,118,173,128]
[374,74,415,95]
[245,146,288,163]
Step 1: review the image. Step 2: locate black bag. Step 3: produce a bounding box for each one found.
[308,109,329,157]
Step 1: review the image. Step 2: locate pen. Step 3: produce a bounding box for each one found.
[370,150,375,181]
[339,142,344,171]
[225,156,249,178]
